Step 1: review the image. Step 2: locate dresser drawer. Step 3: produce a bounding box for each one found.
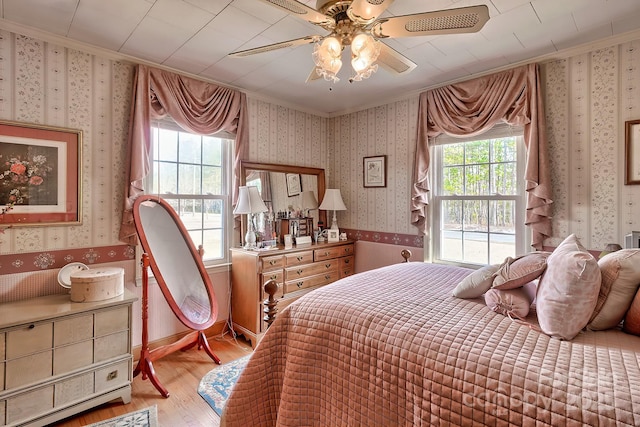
[54,340,93,375]
[6,351,52,389]
[6,384,54,425]
[95,331,129,363]
[95,306,129,337]
[340,256,355,277]
[0,399,5,426]
[314,244,353,261]
[285,251,314,266]
[260,271,284,300]
[95,359,131,393]
[260,255,285,271]
[285,260,339,281]
[55,371,94,407]
[54,314,93,346]
[284,270,339,294]
[6,322,53,359]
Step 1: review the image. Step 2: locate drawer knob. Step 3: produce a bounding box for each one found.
[269,260,277,265]
[345,248,351,253]
[325,275,331,280]
[324,251,330,256]
[296,269,303,275]
[107,370,118,381]
[270,275,277,280]
[296,282,303,288]
[296,256,303,261]
[325,264,331,269]
[28,324,35,329]
[344,259,350,264]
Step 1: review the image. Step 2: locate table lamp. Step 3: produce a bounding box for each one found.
[234,186,268,249]
[301,190,318,218]
[318,189,347,230]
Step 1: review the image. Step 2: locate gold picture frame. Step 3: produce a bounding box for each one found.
[626,119,640,185]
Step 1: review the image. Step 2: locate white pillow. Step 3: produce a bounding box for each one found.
[587,249,640,330]
[536,234,601,340]
[452,264,499,298]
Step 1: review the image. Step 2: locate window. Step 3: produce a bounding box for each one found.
[431,126,527,266]
[146,122,234,264]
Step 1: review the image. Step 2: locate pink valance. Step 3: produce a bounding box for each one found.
[119,65,249,244]
[411,63,552,250]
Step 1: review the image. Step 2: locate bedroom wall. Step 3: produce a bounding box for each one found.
[326,36,640,257]
[543,39,640,251]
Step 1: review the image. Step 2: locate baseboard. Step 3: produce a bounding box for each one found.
[132,319,229,361]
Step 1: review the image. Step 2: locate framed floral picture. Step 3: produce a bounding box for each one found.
[626,119,640,185]
[286,173,302,196]
[0,120,81,226]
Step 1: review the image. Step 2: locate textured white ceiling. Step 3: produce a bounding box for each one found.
[2,0,640,116]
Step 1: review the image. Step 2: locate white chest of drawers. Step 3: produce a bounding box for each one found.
[0,290,136,426]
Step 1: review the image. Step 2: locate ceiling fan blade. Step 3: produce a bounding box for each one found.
[347,0,395,25]
[371,5,489,38]
[229,36,319,57]
[257,0,334,28]
[376,43,417,75]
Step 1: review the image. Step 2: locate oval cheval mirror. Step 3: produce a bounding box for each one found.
[132,194,221,398]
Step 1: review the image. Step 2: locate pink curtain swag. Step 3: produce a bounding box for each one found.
[411,63,552,250]
[119,65,249,244]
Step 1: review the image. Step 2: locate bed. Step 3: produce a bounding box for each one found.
[220,261,640,426]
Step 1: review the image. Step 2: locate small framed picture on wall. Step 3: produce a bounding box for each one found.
[286,173,302,196]
[625,119,640,185]
[363,155,387,188]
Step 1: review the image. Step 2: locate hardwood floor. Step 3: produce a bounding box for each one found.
[51,332,253,427]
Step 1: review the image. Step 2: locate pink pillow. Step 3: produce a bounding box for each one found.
[485,281,537,318]
[492,252,550,290]
[536,234,601,340]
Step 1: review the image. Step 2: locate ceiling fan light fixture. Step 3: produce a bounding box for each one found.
[350,33,380,81]
[313,36,343,82]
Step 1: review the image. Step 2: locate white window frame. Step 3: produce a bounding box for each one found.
[429,125,529,268]
[145,120,234,267]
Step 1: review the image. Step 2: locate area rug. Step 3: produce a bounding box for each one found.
[198,355,251,416]
[83,405,158,427]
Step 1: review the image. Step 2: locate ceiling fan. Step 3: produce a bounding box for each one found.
[229,0,490,83]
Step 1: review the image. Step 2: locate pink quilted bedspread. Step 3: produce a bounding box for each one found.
[221,262,640,426]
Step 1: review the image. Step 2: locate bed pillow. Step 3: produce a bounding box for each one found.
[536,234,601,340]
[623,289,640,335]
[587,249,640,331]
[492,252,550,290]
[453,264,500,298]
[485,281,537,318]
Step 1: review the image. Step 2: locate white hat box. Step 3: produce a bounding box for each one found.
[69,267,125,302]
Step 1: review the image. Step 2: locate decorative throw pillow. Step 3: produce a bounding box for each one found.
[453,264,500,298]
[536,234,601,340]
[623,289,640,335]
[485,281,537,318]
[587,249,640,331]
[492,252,551,290]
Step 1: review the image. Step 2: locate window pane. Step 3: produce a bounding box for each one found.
[443,144,464,166]
[465,140,489,164]
[463,200,487,233]
[442,200,462,231]
[463,231,488,264]
[179,199,202,228]
[178,164,201,194]
[203,200,223,229]
[158,129,178,162]
[440,200,462,261]
[202,166,222,195]
[489,233,515,264]
[489,200,516,264]
[203,229,223,259]
[464,164,489,195]
[491,162,517,195]
[157,162,177,194]
[441,230,462,261]
[442,166,463,195]
[179,133,201,164]
[491,138,517,162]
[203,137,222,166]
